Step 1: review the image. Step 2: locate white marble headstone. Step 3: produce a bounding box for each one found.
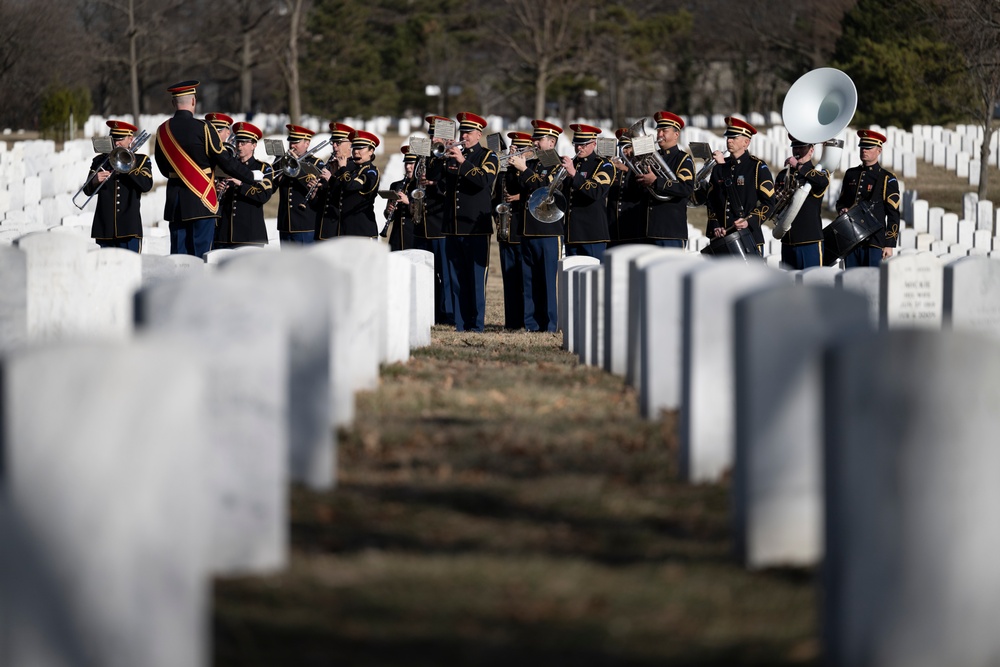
[680,259,790,482]
[559,256,600,350]
[135,275,288,574]
[0,246,27,352]
[602,245,665,375]
[943,256,1000,339]
[879,251,943,329]
[219,252,338,491]
[0,337,209,667]
[823,330,1000,667]
[733,285,870,568]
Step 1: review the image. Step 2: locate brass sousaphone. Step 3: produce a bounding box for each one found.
[772,68,858,239]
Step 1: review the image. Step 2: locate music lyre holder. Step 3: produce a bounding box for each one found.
[264,139,286,157]
[688,142,713,161]
[596,136,617,159]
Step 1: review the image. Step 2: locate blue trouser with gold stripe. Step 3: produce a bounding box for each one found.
[521,235,560,332]
[446,235,489,332]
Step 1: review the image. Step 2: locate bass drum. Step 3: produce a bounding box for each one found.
[701,227,762,262]
[822,201,881,266]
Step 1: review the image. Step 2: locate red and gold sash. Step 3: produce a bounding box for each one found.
[156,121,218,213]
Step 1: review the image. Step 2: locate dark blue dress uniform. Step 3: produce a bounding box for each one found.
[563,124,614,260]
[704,117,775,252]
[329,130,381,238]
[607,130,646,246]
[776,140,829,269]
[153,81,256,258]
[276,124,320,245]
[496,131,529,330]
[644,112,695,248]
[84,120,152,253]
[443,111,499,332]
[516,120,564,332]
[413,115,454,326]
[385,176,416,251]
[835,129,901,268]
[214,123,274,248]
[314,122,354,241]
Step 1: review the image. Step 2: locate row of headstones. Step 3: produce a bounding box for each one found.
[558,246,1000,666]
[912,122,1000,184]
[0,235,435,667]
[900,192,1000,258]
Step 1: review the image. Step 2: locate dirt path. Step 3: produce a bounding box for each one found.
[214,246,818,666]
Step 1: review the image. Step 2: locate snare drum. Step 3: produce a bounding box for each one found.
[822,201,882,266]
[701,227,761,261]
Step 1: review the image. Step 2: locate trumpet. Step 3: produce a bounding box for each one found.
[432,139,460,158]
[497,144,536,170]
[72,129,150,210]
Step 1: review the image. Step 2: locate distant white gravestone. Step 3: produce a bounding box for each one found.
[135,275,288,575]
[0,337,210,667]
[559,256,600,350]
[601,245,665,375]
[733,285,871,569]
[879,251,943,329]
[824,330,1000,667]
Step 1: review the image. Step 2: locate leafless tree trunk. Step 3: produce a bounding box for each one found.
[935,0,1000,200]
[285,0,304,124]
[494,0,589,120]
[128,0,140,122]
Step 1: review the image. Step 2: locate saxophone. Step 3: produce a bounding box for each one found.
[410,156,426,222]
[495,160,511,242]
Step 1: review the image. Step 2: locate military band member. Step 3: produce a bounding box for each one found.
[704,116,775,254]
[607,128,646,247]
[636,111,695,248]
[214,121,274,248]
[82,119,152,252]
[835,129,900,268]
[275,124,320,246]
[562,123,614,260]
[509,120,563,332]
[204,112,234,146]
[154,80,256,258]
[327,130,381,238]
[775,136,829,269]
[495,131,530,330]
[315,121,354,240]
[443,111,498,333]
[384,145,417,251]
[413,115,454,326]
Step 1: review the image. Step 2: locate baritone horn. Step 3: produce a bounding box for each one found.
[771,67,857,239]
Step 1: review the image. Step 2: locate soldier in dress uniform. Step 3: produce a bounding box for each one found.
[214,121,274,248]
[154,81,256,258]
[775,136,829,268]
[562,123,614,260]
[324,130,381,238]
[315,121,354,240]
[495,130,530,330]
[508,120,563,332]
[442,111,498,333]
[607,128,646,247]
[835,129,900,268]
[636,111,695,248]
[204,112,234,146]
[383,145,417,251]
[275,124,321,246]
[703,116,775,255]
[413,115,454,326]
[82,119,152,252]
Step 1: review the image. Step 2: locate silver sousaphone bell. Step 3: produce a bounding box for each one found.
[772,67,858,239]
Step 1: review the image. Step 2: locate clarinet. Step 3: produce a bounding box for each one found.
[380,180,407,237]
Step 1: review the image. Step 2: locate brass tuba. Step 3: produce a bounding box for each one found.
[771,68,857,239]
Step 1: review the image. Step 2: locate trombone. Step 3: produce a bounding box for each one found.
[272,138,332,179]
[72,129,151,210]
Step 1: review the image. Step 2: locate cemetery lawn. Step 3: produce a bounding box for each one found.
[213,247,818,666]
